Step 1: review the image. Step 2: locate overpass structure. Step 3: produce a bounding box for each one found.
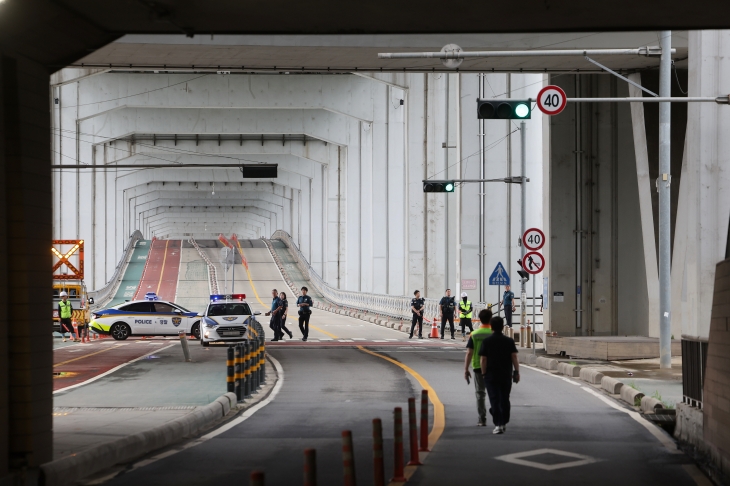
[2,1,730,482]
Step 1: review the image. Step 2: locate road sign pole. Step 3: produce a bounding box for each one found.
[659,31,672,369]
[532,277,536,355]
[520,121,527,331]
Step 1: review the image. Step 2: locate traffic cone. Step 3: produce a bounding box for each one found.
[429,317,439,338]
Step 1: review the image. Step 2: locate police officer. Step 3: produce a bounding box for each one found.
[500,285,516,328]
[265,288,283,341]
[459,292,474,341]
[409,290,425,339]
[58,291,78,342]
[439,289,456,340]
[297,286,314,341]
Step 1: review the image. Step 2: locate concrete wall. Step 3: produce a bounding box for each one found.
[52,71,544,303]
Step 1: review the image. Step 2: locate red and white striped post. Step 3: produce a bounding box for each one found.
[407,398,422,466]
[419,390,430,451]
[342,430,356,486]
[372,419,385,486]
[391,407,407,482]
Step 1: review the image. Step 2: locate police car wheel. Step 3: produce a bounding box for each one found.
[110,322,130,341]
[191,322,201,340]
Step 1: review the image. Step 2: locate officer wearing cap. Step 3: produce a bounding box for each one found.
[58,291,78,342]
[439,289,456,340]
[296,286,314,342]
[459,292,474,341]
[409,290,425,339]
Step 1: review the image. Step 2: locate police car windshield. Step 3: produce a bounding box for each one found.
[208,303,252,316]
[175,304,192,313]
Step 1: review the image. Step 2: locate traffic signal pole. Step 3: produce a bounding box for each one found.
[520,121,527,334]
[658,31,672,369]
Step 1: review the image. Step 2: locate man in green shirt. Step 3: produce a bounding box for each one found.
[463,308,493,426]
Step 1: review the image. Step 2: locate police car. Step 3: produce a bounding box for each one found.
[201,294,260,347]
[89,292,201,341]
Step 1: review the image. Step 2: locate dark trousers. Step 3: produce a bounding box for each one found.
[410,314,423,338]
[504,307,513,328]
[270,315,282,339]
[485,375,513,426]
[441,314,454,337]
[299,313,311,338]
[460,317,473,336]
[281,315,292,337]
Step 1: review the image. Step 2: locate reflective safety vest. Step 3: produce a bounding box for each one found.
[59,300,72,319]
[459,300,473,319]
[470,326,493,370]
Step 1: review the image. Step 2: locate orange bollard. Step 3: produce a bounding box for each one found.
[419,390,429,452]
[304,448,317,486]
[407,398,422,466]
[372,419,385,486]
[342,430,356,486]
[428,318,439,339]
[391,407,407,482]
[249,470,265,486]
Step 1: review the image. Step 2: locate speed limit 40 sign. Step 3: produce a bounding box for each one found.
[523,228,545,251]
[537,85,567,116]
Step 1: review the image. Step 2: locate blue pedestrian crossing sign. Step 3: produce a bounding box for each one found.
[489,262,510,286]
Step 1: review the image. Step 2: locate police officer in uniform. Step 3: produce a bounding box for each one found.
[459,292,474,341]
[265,288,283,341]
[500,285,516,328]
[297,286,314,341]
[409,290,425,339]
[439,289,456,340]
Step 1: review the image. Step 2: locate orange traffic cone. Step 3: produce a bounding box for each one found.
[429,317,439,338]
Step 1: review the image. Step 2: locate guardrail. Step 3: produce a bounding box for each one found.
[89,230,143,309]
[189,237,219,294]
[268,230,541,324]
[681,335,709,408]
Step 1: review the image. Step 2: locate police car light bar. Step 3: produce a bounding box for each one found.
[210,294,246,301]
[144,292,160,301]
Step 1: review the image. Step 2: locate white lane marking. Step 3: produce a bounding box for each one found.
[127,355,284,472]
[372,340,387,342]
[523,365,581,386]
[53,344,177,395]
[496,448,599,471]
[351,338,367,341]
[339,339,354,342]
[580,386,682,454]
[66,349,83,353]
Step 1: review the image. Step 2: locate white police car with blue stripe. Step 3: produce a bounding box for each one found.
[201,294,261,347]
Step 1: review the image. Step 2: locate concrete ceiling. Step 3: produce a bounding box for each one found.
[76,32,690,73]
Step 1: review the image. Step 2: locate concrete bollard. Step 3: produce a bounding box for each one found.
[226,346,235,393]
[249,470,265,486]
[179,331,192,362]
[620,386,645,407]
[372,419,385,486]
[407,397,422,466]
[341,430,356,486]
[526,323,532,349]
[536,356,559,371]
[391,408,407,482]
[557,362,581,377]
[419,390,430,452]
[234,343,243,402]
[601,376,624,394]
[520,325,526,347]
[304,448,317,486]
[579,368,605,384]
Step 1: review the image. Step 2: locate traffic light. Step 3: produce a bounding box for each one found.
[477,99,531,120]
[423,180,455,193]
[517,259,530,282]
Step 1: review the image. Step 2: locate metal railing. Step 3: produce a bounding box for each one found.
[189,237,219,294]
[682,335,709,408]
[268,231,539,324]
[89,230,143,309]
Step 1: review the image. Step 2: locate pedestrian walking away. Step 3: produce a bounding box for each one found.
[409,290,425,339]
[459,292,474,341]
[265,289,283,341]
[279,292,293,340]
[463,308,493,426]
[58,291,78,342]
[439,289,456,340]
[500,285,516,328]
[479,316,520,435]
[297,286,313,341]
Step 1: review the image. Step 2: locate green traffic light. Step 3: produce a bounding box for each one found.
[445,183,454,192]
[515,103,530,118]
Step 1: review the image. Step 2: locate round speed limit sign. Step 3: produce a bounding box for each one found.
[537,85,567,116]
[523,227,545,251]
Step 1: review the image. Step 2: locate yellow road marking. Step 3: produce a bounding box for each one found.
[155,240,169,295]
[54,345,123,368]
[356,346,445,451]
